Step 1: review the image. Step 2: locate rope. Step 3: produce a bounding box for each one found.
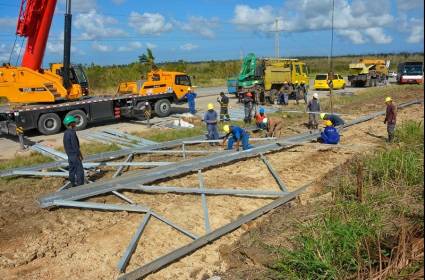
[8,35,18,65]
[15,38,25,66]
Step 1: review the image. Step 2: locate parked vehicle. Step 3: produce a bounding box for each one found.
[348,59,389,87]
[314,73,346,90]
[397,62,423,84]
[226,78,238,95]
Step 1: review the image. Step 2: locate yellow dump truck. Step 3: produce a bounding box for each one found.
[117,69,192,101]
[236,53,309,104]
[348,59,390,87]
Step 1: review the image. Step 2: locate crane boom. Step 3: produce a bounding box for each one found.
[16,0,58,71]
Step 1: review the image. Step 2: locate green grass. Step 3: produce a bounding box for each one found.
[271,121,424,279]
[137,127,206,142]
[0,153,53,170]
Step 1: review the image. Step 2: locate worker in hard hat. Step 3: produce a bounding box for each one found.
[222,125,253,151]
[320,113,345,127]
[294,81,303,105]
[384,96,397,142]
[203,103,219,144]
[264,117,283,138]
[63,115,85,187]
[307,93,321,129]
[300,81,308,104]
[255,108,267,129]
[217,92,230,122]
[185,87,197,115]
[318,120,340,145]
[243,92,254,124]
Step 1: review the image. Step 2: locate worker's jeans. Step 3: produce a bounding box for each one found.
[207,124,219,141]
[188,101,196,114]
[257,122,267,130]
[387,123,396,142]
[309,113,318,128]
[244,104,253,123]
[227,134,253,150]
[220,107,230,121]
[68,154,84,187]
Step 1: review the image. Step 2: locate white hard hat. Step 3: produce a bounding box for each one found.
[313,93,319,99]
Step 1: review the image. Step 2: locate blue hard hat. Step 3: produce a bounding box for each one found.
[259,108,265,114]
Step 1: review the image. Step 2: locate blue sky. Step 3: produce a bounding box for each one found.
[0,0,423,66]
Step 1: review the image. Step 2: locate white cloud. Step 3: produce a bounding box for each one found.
[129,12,172,35]
[180,43,199,51]
[92,42,113,52]
[0,17,15,27]
[74,10,126,40]
[337,29,366,44]
[177,16,220,38]
[0,43,24,63]
[146,42,157,49]
[118,41,143,52]
[232,0,396,45]
[407,19,424,43]
[364,27,393,44]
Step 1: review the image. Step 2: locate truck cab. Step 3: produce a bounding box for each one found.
[118,70,192,101]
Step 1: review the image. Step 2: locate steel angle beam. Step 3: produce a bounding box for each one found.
[134,185,289,197]
[1,135,207,178]
[198,171,211,233]
[31,144,68,160]
[260,154,288,192]
[117,213,151,273]
[117,183,311,280]
[12,171,69,177]
[51,200,150,213]
[103,129,157,146]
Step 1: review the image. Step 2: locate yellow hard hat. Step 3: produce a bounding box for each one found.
[207,103,214,110]
[320,113,326,120]
[295,80,299,84]
[324,120,333,127]
[385,97,392,103]
[223,125,230,133]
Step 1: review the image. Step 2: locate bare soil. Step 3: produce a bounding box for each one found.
[0,87,423,280]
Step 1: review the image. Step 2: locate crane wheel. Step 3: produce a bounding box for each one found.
[154,99,172,117]
[65,110,88,131]
[38,113,62,135]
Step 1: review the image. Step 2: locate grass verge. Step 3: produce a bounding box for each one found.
[271,120,424,279]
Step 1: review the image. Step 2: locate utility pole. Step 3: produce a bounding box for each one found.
[275,18,280,58]
[329,0,335,114]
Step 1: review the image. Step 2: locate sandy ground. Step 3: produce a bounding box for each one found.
[0,88,422,280]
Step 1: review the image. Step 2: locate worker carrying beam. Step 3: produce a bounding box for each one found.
[320,113,345,127]
[222,125,253,151]
[63,115,85,187]
[263,117,283,138]
[384,96,397,142]
[204,103,220,144]
[217,92,230,122]
[318,120,340,145]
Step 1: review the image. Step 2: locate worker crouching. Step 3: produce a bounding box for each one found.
[318,120,340,145]
[63,115,85,187]
[255,108,267,130]
[264,117,283,138]
[222,125,253,151]
[320,113,345,127]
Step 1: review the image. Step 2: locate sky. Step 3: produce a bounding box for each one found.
[0,0,424,67]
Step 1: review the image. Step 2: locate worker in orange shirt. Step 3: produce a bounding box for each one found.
[255,108,267,129]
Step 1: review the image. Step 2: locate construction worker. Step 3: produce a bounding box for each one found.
[204,103,219,144]
[294,81,302,105]
[319,120,340,144]
[222,125,253,151]
[243,92,254,124]
[307,93,321,129]
[300,81,308,104]
[63,115,85,187]
[186,87,197,115]
[264,117,283,137]
[384,97,397,142]
[320,113,345,127]
[255,108,267,129]
[278,81,290,105]
[217,92,230,122]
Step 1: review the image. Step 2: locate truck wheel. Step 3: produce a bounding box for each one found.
[154,99,172,117]
[65,110,88,131]
[38,113,62,135]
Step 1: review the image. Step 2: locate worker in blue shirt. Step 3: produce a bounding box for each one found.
[320,113,345,127]
[204,103,219,144]
[186,87,197,115]
[319,120,340,145]
[222,125,253,151]
[63,115,85,187]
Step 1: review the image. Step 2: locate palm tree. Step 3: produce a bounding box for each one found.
[138,48,157,71]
